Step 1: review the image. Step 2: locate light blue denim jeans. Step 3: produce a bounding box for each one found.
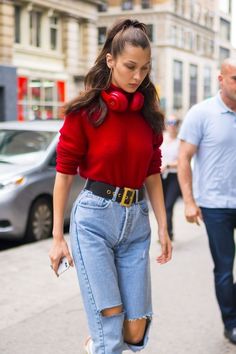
[70,188,152,354]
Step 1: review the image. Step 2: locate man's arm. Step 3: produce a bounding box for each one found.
[178,141,202,225]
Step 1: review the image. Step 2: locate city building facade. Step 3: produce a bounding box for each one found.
[98,0,234,118]
[0,0,100,121]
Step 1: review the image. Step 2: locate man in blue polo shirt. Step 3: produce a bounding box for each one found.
[178,58,236,345]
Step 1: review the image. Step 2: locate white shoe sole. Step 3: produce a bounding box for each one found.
[84,337,93,354]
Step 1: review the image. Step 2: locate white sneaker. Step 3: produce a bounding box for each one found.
[84,337,93,354]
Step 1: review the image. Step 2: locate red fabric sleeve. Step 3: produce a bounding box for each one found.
[146,133,163,177]
[56,111,88,175]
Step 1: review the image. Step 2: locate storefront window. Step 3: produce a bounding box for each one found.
[42,106,53,120]
[17,77,65,121]
[44,81,54,102]
[30,80,41,102]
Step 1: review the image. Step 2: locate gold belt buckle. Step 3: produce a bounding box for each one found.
[120,187,135,207]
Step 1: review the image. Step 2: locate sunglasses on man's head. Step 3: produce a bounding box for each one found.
[166,120,178,126]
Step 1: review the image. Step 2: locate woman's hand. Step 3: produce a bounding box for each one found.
[49,237,74,276]
[156,229,172,264]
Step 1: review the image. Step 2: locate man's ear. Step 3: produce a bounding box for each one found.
[106,53,113,69]
[218,74,223,85]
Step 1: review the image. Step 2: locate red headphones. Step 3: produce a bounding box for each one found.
[101,90,144,112]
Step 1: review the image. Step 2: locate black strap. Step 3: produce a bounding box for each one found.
[85,179,144,206]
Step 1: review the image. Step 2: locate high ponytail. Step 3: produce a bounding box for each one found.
[64,18,164,133]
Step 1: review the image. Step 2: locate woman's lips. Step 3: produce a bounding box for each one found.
[128,83,139,88]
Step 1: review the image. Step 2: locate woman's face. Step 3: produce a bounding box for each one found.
[107,44,151,93]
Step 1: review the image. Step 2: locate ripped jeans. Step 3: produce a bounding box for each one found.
[70,189,152,353]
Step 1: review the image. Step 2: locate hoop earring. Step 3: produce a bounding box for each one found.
[105,68,112,89]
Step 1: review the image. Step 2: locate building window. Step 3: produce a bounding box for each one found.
[202,38,214,57]
[190,0,195,20]
[98,27,107,45]
[219,46,230,65]
[122,0,133,10]
[220,18,231,41]
[146,24,153,42]
[185,31,194,51]
[174,0,178,12]
[98,3,107,12]
[173,60,183,109]
[170,25,178,46]
[14,5,21,43]
[203,67,211,99]
[196,34,201,52]
[219,0,231,14]
[141,0,151,9]
[29,11,41,47]
[189,64,198,107]
[17,77,65,121]
[49,16,59,50]
[179,28,185,48]
[195,3,201,22]
[174,0,185,15]
[208,12,214,29]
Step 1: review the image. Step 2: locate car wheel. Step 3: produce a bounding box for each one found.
[25,197,53,242]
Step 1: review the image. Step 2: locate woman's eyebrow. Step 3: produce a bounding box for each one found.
[125,60,151,65]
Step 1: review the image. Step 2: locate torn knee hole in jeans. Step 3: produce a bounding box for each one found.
[126,315,152,322]
[100,305,123,317]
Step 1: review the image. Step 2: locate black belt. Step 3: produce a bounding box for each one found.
[85,179,145,207]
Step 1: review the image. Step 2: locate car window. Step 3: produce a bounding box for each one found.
[49,152,56,167]
[0,130,57,165]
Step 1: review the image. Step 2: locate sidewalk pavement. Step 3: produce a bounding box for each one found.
[0,200,235,354]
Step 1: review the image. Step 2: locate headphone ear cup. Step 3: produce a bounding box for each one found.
[101,91,128,112]
[130,91,144,111]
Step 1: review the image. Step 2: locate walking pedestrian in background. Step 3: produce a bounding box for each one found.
[49,18,172,354]
[161,115,181,241]
[178,58,236,345]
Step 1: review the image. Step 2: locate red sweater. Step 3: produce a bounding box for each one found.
[56,102,163,189]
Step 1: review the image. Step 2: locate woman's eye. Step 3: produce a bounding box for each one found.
[125,65,135,70]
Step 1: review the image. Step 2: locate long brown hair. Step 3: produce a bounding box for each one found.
[65,18,164,134]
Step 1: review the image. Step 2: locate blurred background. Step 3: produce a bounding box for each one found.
[0,0,235,123]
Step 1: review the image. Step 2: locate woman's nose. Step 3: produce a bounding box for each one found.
[133,70,141,81]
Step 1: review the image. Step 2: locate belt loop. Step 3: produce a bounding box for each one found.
[112,187,120,201]
[135,189,139,203]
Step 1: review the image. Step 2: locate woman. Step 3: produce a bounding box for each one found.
[161,116,182,241]
[49,18,172,354]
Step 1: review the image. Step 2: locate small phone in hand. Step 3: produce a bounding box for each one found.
[57,257,70,276]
